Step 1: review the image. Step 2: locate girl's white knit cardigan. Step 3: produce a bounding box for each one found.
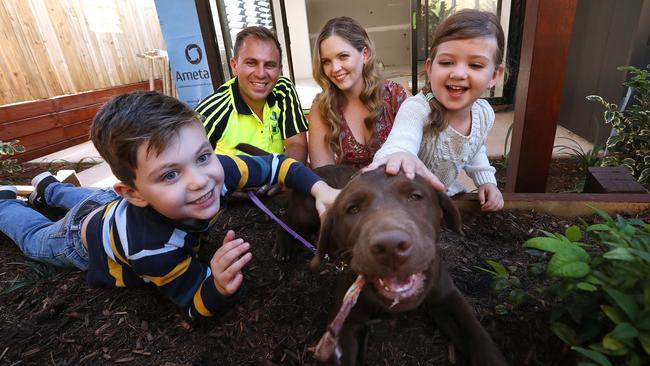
[374,93,497,196]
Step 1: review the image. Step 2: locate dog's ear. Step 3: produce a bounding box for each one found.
[310,211,335,269]
[436,191,464,235]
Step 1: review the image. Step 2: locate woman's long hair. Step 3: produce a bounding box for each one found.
[312,16,384,157]
[421,9,505,141]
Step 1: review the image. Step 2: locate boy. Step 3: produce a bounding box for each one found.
[0,91,338,318]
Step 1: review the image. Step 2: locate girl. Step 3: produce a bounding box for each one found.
[370,9,505,211]
[308,16,408,168]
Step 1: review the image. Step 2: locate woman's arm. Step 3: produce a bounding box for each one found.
[307,103,337,168]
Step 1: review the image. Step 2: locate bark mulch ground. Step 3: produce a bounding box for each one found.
[1,158,646,365]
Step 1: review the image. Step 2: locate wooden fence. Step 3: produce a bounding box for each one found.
[0,0,166,106]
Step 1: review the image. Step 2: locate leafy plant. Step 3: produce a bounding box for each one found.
[493,123,514,170]
[553,137,603,192]
[475,259,530,314]
[1,261,56,294]
[0,140,26,174]
[524,207,650,366]
[587,65,650,190]
[554,137,603,172]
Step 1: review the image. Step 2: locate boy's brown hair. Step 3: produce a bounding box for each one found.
[90,91,200,187]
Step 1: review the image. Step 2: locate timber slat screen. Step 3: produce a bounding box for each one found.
[0,0,165,105]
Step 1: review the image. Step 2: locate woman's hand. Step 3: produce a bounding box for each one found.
[365,152,445,192]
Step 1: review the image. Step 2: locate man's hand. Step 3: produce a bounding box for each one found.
[365,152,445,192]
[478,183,504,212]
[310,181,340,217]
[210,230,252,296]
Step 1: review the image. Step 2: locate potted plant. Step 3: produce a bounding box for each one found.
[587,65,650,191]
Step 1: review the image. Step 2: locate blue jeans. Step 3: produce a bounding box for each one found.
[0,183,118,270]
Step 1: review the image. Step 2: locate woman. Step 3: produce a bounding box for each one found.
[308,16,408,168]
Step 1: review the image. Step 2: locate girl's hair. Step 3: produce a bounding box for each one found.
[422,9,505,139]
[311,16,384,157]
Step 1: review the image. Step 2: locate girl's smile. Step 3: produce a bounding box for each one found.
[426,37,503,120]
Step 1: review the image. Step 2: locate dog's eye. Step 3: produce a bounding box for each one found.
[408,192,423,201]
[346,205,360,215]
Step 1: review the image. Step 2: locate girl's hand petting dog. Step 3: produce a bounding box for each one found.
[366,151,445,192]
[211,230,252,296]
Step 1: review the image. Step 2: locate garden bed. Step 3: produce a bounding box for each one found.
[0,159,648,365]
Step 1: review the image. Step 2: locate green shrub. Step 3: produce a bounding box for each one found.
[0,140,26,174]
[554,137,603,173]
[587,65,650,190]
[475,259,529,314]
[524,207,650,366]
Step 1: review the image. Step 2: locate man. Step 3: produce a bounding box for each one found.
[196,27,308,162]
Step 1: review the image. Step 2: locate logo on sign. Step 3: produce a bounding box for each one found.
[185,44,203,65]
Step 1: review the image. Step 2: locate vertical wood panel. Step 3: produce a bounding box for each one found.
[0,0,165,105]
[505,0,578,192]
[12,1,56,97]
[29,0,76,94]
[2,0,46,101]
[0,2,22,102]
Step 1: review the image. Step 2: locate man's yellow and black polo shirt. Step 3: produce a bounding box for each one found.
[195,76,308,156]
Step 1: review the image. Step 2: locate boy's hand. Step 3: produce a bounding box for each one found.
[310,181,340,217]
[365,152,445,192]
[210,230,252,296]
[478,183,504,211]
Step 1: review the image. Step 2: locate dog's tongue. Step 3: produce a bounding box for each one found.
[382,275,415,291]
[372,273,425,303]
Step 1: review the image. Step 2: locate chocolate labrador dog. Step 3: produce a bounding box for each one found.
[311,168,507,366]
[273,164,357,261]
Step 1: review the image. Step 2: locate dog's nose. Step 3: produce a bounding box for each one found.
[369,230,412,266]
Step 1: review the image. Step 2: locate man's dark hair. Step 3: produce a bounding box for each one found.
[90,91,201,187]
[233,26,282,61]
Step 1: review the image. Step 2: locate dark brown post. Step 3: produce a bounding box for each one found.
[505,0,578,192]
[194,0,225,90]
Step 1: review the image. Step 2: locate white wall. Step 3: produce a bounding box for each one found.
[305,0,410,67]
[284,0,312,79]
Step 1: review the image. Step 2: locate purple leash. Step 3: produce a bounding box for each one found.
[247,190,316,253]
